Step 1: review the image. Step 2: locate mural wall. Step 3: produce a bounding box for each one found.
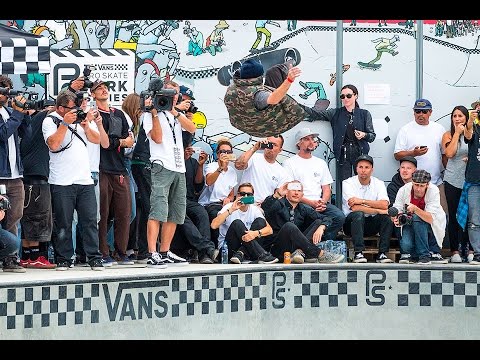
[2,19,479,190]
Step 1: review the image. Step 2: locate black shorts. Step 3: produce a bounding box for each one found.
[20,183,52,242]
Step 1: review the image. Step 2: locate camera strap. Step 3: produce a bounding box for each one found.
[49,115,87,153]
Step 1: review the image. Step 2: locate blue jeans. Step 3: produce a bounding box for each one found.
[317,203,345,240]
[400,214,435,260]
[0,226,20,260]
[468,185,480,255]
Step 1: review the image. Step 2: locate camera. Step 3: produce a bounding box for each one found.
[0,185,10,211]
[140,78,176,112]
[80,64,95,91]
[260,142,274,149]
[177,93,198,114]
[388,205,413,226]
[240,195,255,205]
[0,87,41,111]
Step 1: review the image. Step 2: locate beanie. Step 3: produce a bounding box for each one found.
[240,59,264,79]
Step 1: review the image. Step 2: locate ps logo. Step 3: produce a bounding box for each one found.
[52,63,82,96]
[272,272,286,309]
[366,270,386,306]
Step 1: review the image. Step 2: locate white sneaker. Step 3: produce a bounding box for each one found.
[291,249,305,264]
[353,252,367,263]
[450,253,462,263]
[162,251,189,266]
[467,253,475,263]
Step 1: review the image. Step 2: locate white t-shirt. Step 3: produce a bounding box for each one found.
[217,202,266,249]
[198,162,238,206]
[342,175,389,216]
[42,111,95,185]
[240,153,289,203]
[282,154,333,200]
[0,107,20,179]
[394,120,446,185]
[143,111,186,173]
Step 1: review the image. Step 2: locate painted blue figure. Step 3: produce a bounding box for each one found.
[298,81,327,100]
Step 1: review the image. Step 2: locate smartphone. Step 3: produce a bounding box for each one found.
[260,142,274,149]
[287,182,302,191]
[240,195,255,205]
[419,146,427,149]
[226,153,236,161]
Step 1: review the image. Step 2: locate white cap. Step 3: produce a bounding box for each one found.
[294,128,319,144]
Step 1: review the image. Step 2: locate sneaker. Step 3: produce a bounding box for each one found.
[117,254,135,265]
[102,256,118,267]
[127,253,137,263]
[258,253,279,264]
[353,252,367,263]
[230,250,245,264]
[74,256,89,267]
[136,253,149,264]
[318,251,345,263]
[469,255,480,265]
[430,252,448,264]
[19,259,30,268]
[89,258,105,271]
[161,251,188,266]
[467,253,474,263]
[185,249,199,263]
[199,252,214,264]
[418,257,431,265]
[450,253,462,263]
[376,252,394,263]
[2,256,26,273]
[399,253,415,264]
[291,249,305,264]
[146,252,167,269]
[56,260,70,271]
[305,257,319,263]
[29,256,56,269]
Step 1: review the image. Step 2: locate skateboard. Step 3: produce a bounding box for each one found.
[217,47,301,86]
[357,62,382,71]
[329,64,351,86]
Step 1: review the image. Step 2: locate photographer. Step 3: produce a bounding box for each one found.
[42,89,104,271]
[0,196,25,272]
[391,170,446,265]
[0,75,31,238]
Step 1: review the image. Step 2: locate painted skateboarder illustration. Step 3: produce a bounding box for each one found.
[358,34,400,70]
[250,20,280,54]
[329,64,350,86]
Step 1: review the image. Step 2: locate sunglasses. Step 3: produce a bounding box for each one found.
[340,93,354,99]
[61,105,76,110]
[414,109,430,114]
[218,149,233,154]
[238,191,253,197]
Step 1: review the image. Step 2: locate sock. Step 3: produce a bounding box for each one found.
[21,247,31,261]
[30,247,40,261]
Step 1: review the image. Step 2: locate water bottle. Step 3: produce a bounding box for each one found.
[48,243,55,264]
[221,242,229,264]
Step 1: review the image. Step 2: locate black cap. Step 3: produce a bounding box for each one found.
[399,156,417,167]
[355,154,374,166]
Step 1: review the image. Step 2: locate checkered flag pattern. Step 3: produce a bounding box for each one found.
[176,67,218,80]
[170,273,268,316]
[115,64,128,71]
[397,270,479,307]
[0,34,50,74]
[292,270,359,308]
[0,284,100,330]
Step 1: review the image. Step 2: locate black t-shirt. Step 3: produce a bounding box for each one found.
[99,108,129,175]
[465,127,480,183]
[20,110,50,179]
[185,157,204,201]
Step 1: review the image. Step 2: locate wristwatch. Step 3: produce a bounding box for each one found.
[174,112,181,119]
[257,230,262,238]
[216,167,223,174]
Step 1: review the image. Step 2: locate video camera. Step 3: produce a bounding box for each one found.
[387,205,413,226]
[80,64,95,91]
[0,87,41,111]
[140,78,176,112]
[72,91,91,124]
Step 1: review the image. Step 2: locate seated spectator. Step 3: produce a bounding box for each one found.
[261,180,345,263]
[342,155,393,263]
[211,182,277,264]
[390,170,447,264]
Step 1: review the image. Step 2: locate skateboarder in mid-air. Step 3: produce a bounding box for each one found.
[224,58,308,137]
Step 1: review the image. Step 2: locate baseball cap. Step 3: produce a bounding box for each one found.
[91,79,113,92]
[413,98,432,110]
[355,154,374,166]
[412,169,431,183]
[294,128,319,144]
[179,85,195,100]
[399,156,417,167]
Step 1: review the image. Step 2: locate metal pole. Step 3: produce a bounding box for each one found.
[416,20,423,98]
[335,20,344,209]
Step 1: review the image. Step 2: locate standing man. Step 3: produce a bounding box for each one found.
[0,75,31,238]
[342,155,393,263]
[282,128,345,241]
[394,99,447,211]
[91,79,135,266]
[143,80,196,268]
[42,89,104,270]
[235,135,289,203]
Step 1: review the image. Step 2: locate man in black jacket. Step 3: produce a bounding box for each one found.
[261,180,345,263]
[387,156,417,205]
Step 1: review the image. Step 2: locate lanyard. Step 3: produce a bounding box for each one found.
[162,111,177,145]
